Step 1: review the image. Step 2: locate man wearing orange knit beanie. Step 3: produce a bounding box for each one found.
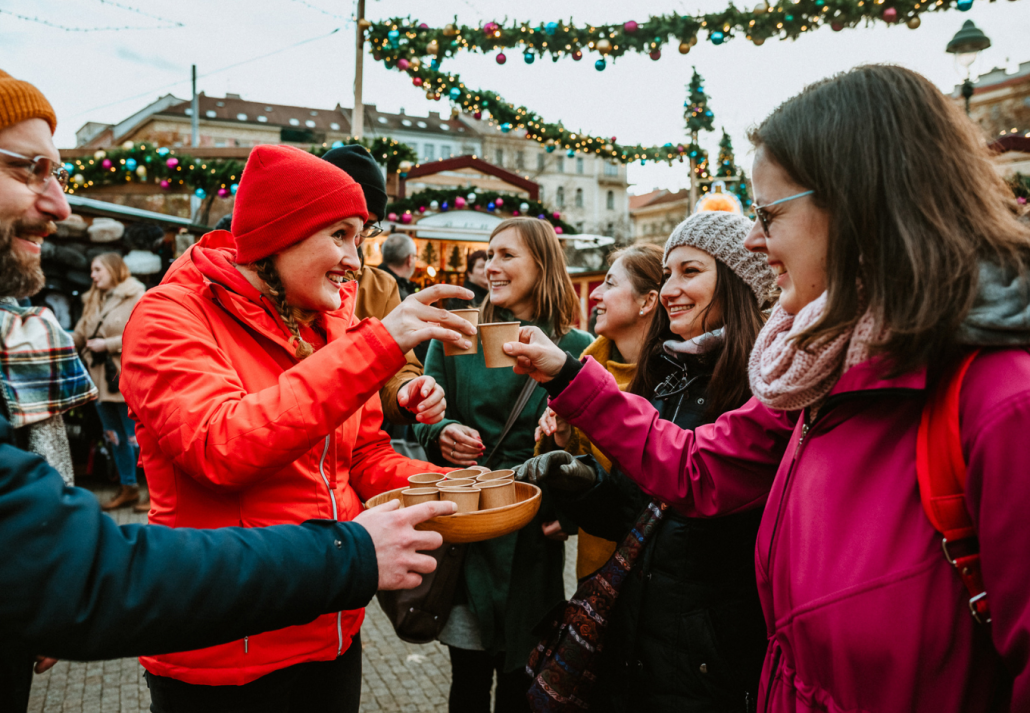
[0,68,463,712]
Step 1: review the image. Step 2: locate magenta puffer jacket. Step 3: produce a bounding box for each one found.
[548,348,1030,712]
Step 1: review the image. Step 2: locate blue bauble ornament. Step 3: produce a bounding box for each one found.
[595,58,606,71]
[449,87,461,100]
[194,188,206,199]
[487,202,496,212]
[501,123,512,133]
[125,158,137,171]
[705,110,713,117]
[230,183,238,195]
[441,201,450,211]
[524,51,535,64]
[537,214,546,220]
[157,147,169,156]
[957,0,973,9]
[690,150,698,157]
[431,59,441,70]
[387,29,400,46]
[640,159,646,165]
[545,144,555,153]
[711,31,725,45]
[400,172,408,179]
[331,140,345,148]
[63,162,74,173]
[566,149,575,158]
[545,21,558,35]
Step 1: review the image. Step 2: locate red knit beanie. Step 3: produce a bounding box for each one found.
[232,145,368,264]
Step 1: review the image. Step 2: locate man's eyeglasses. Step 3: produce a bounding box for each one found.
[0,148,69,194]
[360,223,383,239]
[753,190,813,235]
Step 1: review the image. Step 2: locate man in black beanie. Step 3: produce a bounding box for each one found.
[320,145,448,430]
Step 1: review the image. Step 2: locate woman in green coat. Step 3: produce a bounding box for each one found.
[415,217,592,713]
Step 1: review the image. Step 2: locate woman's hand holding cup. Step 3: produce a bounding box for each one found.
[504,326,568,383]
[380,284,476,354]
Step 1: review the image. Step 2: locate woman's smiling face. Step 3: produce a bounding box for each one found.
[274,216,364,312]
[743,146,830,315]
[661,245,721,340]
[486,227,537,320]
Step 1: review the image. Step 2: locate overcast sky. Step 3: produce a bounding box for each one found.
[3,0,1028,193]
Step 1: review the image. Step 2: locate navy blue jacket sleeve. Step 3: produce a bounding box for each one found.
[0,416,379,661]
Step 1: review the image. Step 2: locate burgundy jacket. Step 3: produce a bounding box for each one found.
[548,349,1030,712]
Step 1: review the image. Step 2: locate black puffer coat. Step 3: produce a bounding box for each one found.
[554,351,767,712]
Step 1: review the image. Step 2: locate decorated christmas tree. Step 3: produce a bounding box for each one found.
[448,245,463,271]
[685,68,715,135]
[421,241,438,267]
[716,129,753,209]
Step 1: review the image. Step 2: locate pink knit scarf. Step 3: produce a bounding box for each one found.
[748,292,886,411]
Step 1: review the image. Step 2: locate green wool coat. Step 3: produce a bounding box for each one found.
[414,317,592,672]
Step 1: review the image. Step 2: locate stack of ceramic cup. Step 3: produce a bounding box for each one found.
[401,468,518,513]
[444,309,520,369]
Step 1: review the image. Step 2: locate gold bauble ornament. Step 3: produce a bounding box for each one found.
[679,41,691,54]
[121,140,135,150]
[398,160,414,172]
[603,143,614,152]
[357,18,371,30]
[135,166,147,178]
[443,23,458,36]
[753,36,765,45]
[690,35,698,46]
[93,150,106,160]
[754,2,769,13]
[426,90,435,100]
[596,38,612,55]
[426,39,440,56]
[72,173,85,185]
[410,57,421,69]
[906,15,921,28]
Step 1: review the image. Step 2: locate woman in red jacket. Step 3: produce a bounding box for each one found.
[120,145,476,712]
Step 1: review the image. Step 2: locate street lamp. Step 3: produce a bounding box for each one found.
[946,20,991,115]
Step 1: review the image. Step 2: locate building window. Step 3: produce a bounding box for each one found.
[537,153,545,171]
[576,157,584,174]
[605,222,614,237]
[556,187,565,208]
[575,188,583,208]
[495,148,504,166]
[424,144,435,161]
[606,190,615,210]
[539,187,545,203]
[557,157,564,173]
[516,151,525,170]
[441,145,452,159]
[576,221,585,233]
[604,162,619,177]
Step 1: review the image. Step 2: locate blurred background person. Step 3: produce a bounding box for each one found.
[447,249,489,310]
[72,253,145,511]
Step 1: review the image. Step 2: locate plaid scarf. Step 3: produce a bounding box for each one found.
[0,297,97,428]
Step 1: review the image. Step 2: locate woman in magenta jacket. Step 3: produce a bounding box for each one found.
[510,65,1030,712]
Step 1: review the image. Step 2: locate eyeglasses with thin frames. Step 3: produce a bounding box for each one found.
[0,148,69,194]
[360,223,383,239]
[753,190,813,235]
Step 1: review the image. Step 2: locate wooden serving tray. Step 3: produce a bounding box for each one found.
[365,482,542,543]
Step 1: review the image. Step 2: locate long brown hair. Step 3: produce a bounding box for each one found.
[83,252,131,314]
[749,64,1030,375]
[480,217,581,337]
[252,257,316,359]
[630,261,764,419]
[606,243,663,298]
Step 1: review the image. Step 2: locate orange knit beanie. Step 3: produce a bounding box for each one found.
[0,69,57,134]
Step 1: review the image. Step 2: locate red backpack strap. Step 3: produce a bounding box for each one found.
[916,349,989,624]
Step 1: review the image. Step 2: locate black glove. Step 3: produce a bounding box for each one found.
[515,451,596,494]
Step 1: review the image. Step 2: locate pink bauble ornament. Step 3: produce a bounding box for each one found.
[401,213,413,224]
[418,205,427,213]
[496,52,507,65]
[552,211,561,220]
[217,187,230,197]
[624,20,638,33]
[413,77,423,87]
[611,136,617,143]
[483,21,499,34]
[166,157,179,169]
[159,179,170,190]
[512,210,519,216]
[572,50,582,61]
[882,7,898,22]
[455,196,467,209]
[101,158,112,168]
[418,22,428,29]
[398,58,410,70]
[555,226,563,234]
[387,212,398,222]
[495,198,504,207]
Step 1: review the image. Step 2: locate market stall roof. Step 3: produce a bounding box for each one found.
[65,194,209,234]
[390,209,502,242]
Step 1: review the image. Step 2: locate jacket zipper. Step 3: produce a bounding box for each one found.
[315,435,344,656]
[764,420,809,573]
[244,636,248,654]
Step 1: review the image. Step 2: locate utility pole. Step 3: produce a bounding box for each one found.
[190,64,200,222]
[352,0,366,139]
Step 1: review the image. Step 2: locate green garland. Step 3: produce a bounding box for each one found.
[386,187,577,234]
[716,130,753,209]
[65,136,417,197]
[367,2,992,165]
[1012,173,1030,203]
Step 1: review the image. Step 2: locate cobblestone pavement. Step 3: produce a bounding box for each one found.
[30,483,578,712]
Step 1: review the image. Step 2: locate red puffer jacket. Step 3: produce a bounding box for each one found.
[120,233,447,686]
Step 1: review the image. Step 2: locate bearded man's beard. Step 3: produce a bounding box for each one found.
[0,219,52,299]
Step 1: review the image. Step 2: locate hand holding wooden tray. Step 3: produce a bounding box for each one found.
[364,482,542,543]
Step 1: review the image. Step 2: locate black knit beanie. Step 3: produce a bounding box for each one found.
[321,145,387,222]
